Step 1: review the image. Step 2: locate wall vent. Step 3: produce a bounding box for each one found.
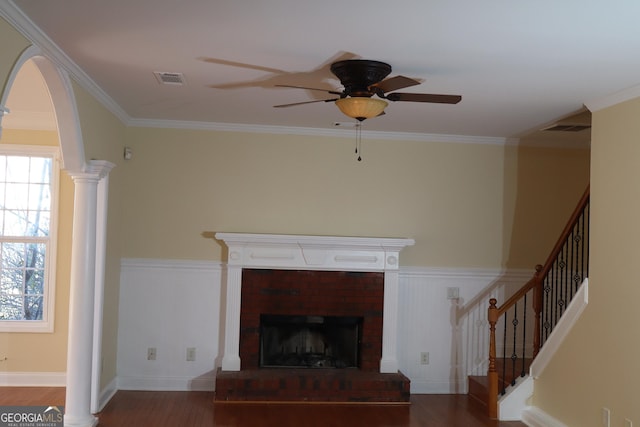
[542,110,591,132]
[543,124,591,132]
[153,71,186,85]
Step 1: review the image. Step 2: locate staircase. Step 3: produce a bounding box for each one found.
[468,357,532,408]
[470,186,590,419]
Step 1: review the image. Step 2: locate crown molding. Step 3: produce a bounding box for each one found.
[585,82,640,112]
[0,1,129,124]
[127,117,511,145]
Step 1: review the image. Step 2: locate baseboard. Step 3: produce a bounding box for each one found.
[117,375,215,391]
[96,377,118,413]
[522,406,568,427]
[0,371,66,386]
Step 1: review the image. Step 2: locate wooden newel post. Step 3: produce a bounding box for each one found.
[532,264,543,358]
[487,298,499,419]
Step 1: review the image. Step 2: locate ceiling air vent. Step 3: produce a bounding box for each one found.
[153,71,186,86]
[543,124,591,132]
[542,110,591,132]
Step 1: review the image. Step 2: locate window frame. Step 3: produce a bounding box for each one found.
[0,144,60,333]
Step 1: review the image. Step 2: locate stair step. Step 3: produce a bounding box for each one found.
[468,358,532,405]
[468,376,488,407]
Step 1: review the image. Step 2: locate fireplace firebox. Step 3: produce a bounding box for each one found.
[260,314,363,369]
[239,269,384,371]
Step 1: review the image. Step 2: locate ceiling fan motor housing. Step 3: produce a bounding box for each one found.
[330,60,392,98]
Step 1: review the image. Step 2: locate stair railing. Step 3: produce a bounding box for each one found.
[487,185,590,419]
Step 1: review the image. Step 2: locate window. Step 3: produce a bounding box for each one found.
[0,145,59,332]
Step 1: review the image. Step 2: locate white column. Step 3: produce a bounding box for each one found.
[91,163,113,413]
[380,268,400,373]
[379,251,402,373]
[221,263,242,371]
[64,162,113,427]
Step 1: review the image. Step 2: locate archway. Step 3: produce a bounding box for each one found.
[1,46,110,426]
[1,45,85,171]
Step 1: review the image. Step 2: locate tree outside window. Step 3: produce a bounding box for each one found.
[0,147,58,332]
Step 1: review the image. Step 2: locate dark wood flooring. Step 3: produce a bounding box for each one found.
[0,387,526,427]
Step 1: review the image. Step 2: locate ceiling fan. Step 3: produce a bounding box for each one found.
[274,59,461,121]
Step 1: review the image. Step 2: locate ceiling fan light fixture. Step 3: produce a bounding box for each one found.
[335,97,388,121]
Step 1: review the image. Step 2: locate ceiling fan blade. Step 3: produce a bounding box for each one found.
[275,84,343,96]
[371,75,421,93]
[386,93,462,104]
[199,57,287,74]
[274,98,339,108]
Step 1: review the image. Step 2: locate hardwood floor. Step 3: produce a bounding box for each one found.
[0,387,527,427]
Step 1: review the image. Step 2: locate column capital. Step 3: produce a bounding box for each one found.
[68,160,116,182]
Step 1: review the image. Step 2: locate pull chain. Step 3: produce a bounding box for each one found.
[355,119,364,161]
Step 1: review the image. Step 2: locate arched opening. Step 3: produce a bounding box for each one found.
[1,48,107,423]
[0,52,73,351]
[1,46,85,171]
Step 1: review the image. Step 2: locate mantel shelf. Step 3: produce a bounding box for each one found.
[215,232,415,272]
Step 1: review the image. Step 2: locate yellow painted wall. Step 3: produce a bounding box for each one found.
[503,144,590,269]
[71,81,127,388]
[121,127,589,269]
[532,97,640,426]
[0,16,29,94]
[0,129,73,373]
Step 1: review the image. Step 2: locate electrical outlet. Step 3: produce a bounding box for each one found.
[420,352,429,365]
[186,347,196,362]
[447,287,460,299]
[147,347,156,361]
[602,408,610,427]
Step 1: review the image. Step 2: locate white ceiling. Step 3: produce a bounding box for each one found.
[4,0,640,143]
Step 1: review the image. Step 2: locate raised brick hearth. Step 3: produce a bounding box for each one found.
[214,233,414,403]
[215,368,410,403]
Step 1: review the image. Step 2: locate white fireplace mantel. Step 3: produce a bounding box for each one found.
[215,233,415,373]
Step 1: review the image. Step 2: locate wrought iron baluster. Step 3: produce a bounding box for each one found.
[521,293,527,378]
[559,247,565,318]
[511,303,518,386]
[579,211,585,289]
[502,311,507,395]
[549,260,562,333]
[570,226,576,299]
[586,202,590,277]
[543,272,551,344]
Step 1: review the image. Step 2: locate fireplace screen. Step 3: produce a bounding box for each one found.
[259,314,362,369]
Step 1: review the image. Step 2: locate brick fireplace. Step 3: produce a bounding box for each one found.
[214,233,414,403]
[240,269,384,371]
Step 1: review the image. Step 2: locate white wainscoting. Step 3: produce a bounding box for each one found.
[117,259,222,391]
[397,267,530,393]
[117,258,531,393]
